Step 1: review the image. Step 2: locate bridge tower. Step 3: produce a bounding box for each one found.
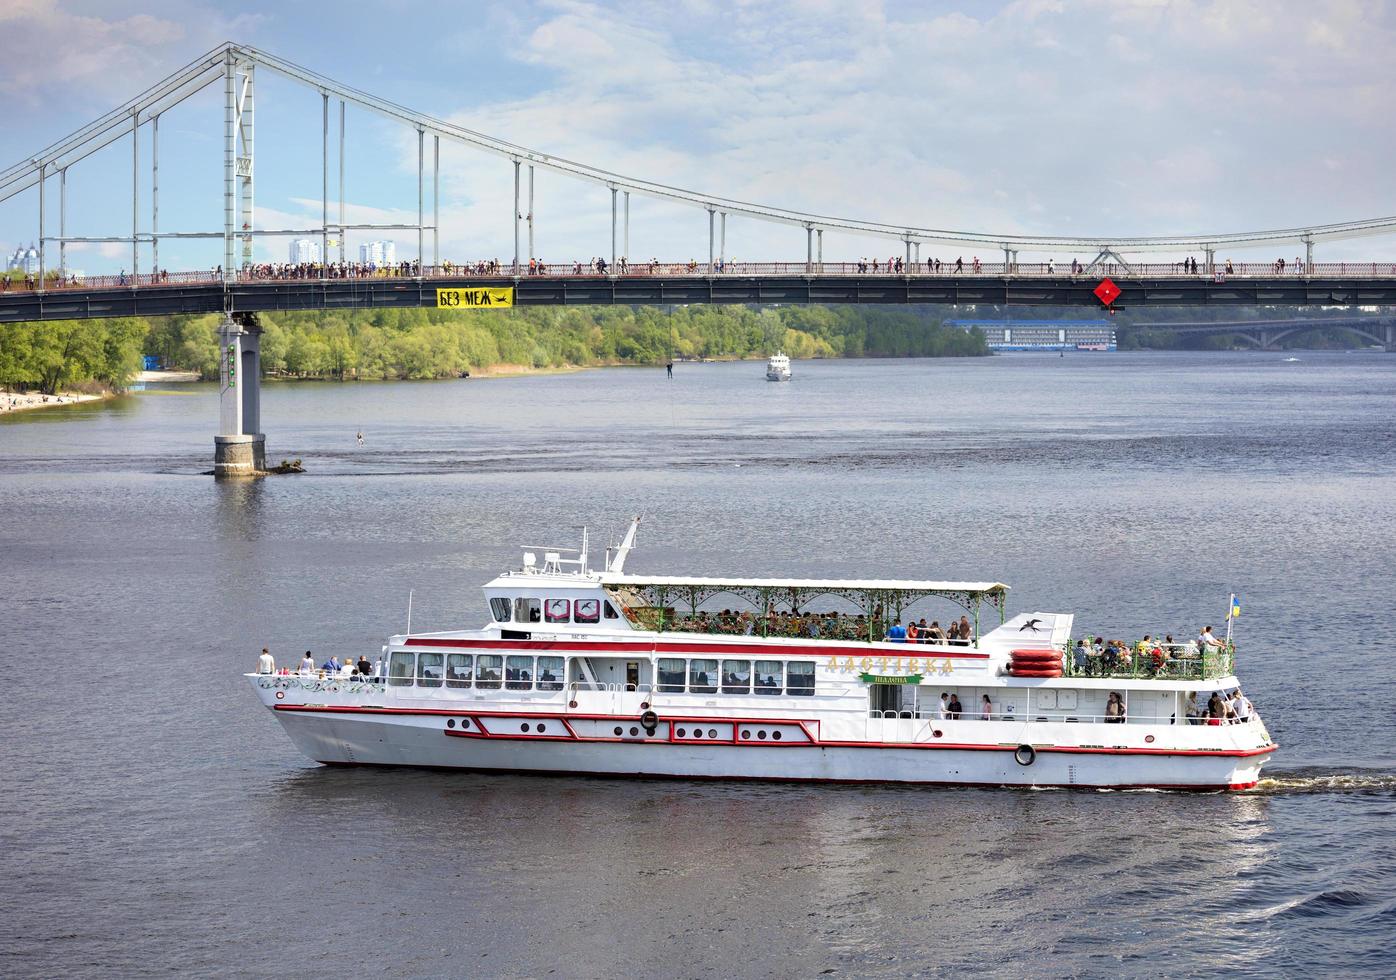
[214,312,265,477]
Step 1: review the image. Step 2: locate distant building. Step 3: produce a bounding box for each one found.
[6,243,40,274]
[948,319,1117,352]
[359,240,396,267]
[289,239,322,264]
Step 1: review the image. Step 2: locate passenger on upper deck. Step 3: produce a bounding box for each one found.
[887,621,907,642]
[257,648,274,674]
[1199,626,1224,651]
[1073,640,1089,673]
[322,655,341,673]
[299,651,314,675]
[1206,691,1226,725]
[356,655,372,678]
[958,616,972,644]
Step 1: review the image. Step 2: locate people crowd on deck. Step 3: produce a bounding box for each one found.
[1066,627,1234,679]
[664,609,975,645]
[255,648,383,681]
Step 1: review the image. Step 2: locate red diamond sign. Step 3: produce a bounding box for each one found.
[1093,277,1121,306]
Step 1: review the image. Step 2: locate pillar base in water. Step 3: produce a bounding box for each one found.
[214,434,266,478]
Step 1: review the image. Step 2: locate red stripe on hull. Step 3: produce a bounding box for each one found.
[274,704,1277,758]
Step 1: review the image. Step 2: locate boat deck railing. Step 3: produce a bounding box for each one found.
[1059,641,1236,681]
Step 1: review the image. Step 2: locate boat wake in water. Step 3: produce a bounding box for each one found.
[1252,766,1396,795]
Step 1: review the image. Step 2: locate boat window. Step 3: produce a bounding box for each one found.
[446,653,473,688]
[657,658,686,693]
[722,660,752,694]
[388,651,415,687]
[514,597,541,623]
[603,600,620,619]
[754,661,783,695]
[489,597,511,622]
[787,660,815,696]
[689,658,718,694]
[545,599,571,623]
[416,651,444,688]
[575,599,601,624]
[537,656,564,690]
[506,655,534,690]
[476,654,503,689]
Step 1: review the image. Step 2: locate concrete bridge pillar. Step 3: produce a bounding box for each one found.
[1386,322,1395,352]
[214,311,265,477]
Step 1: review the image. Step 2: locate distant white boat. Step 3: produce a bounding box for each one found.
[766,352,791,382]
[1283,357,1301,362]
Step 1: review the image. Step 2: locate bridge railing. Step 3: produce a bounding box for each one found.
[4,261,1396,295]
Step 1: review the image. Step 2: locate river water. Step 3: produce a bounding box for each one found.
[2,351,1395,977]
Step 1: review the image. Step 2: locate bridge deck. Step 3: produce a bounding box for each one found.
[3,269,1396,323]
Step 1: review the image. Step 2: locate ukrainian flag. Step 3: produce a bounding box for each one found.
[1229,596,1241,620]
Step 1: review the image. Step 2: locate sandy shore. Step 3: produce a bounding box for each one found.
[0,390,108,413]
[136,369,201,383]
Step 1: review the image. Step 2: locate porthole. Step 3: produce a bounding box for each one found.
[758,730,768,740]
[460,718,470,729]
[677,727,687,738]
[614,726,623,736]
[640,702,650,710]
[773,731,782,741]
[447,719,456,728]
[692,729,703,738]
[708,729,717,739]
[537,723,547,733]
[1145,734,1155,744]
[521,723,530,733]
[630,726,640,737]
[741,730,751,740]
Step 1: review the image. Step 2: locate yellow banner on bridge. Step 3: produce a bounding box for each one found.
[436,287,514,309]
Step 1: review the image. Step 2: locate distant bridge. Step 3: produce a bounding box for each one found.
[4,41,1395,474]
[1120,316,1396,349]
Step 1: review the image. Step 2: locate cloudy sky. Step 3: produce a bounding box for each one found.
[2,0,1394,272]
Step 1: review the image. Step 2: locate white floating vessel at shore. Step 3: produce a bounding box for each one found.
[249,519,1276,790]
[765,352,791,381]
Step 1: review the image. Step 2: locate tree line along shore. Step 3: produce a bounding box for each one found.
[0,305,986,393]
[0,302,1376,396]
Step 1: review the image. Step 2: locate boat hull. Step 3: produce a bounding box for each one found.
[269,707,1270,791]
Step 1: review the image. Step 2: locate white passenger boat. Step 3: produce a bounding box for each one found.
[766,352,791,381]
[248,520,1276,790]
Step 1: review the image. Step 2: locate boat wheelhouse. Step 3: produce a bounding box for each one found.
[249,520,1276,790]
